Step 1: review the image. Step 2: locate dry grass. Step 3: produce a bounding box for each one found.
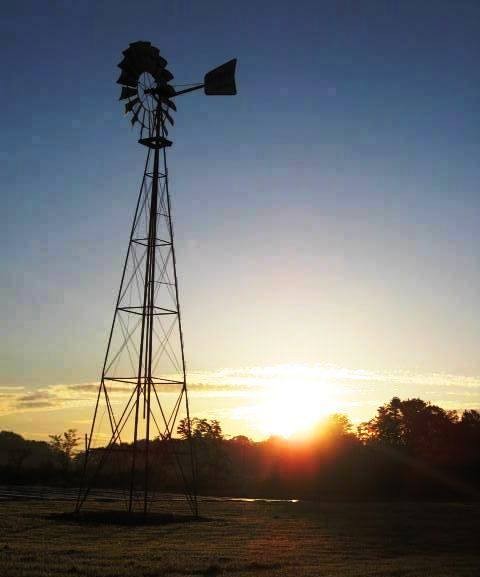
[0,499,479,576]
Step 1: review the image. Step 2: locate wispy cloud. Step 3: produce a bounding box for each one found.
[16,390,57,409]
[0,385,25,391]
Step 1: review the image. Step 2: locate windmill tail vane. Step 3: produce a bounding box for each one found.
[75,41,237,516]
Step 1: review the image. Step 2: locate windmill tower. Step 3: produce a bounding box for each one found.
[76,41,237,516]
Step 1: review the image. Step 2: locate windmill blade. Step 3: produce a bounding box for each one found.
[130,106,141,126]
[120,54,142,76]
[119,86,138,100]
[148,48,167,69]
[131,44,167,71]
[125,98,140,113]
[141,43,159,61]
[118,58,140,75]
[126,40,152,52]
[148,46,166,69]
[164,110,174,126]
[155,54,168,70]
[159,68,174,82]
[163,99,176,112]
[136,53,156,75]
[117,70,137,87]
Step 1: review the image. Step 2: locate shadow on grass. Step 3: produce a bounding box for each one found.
[49,510,210,526]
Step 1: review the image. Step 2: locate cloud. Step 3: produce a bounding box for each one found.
[0,385,25,391]
[18,391,53,402]
[18,400,57,409]
[67,383,132,394]
[66,384,99,393]
[16,391,56,409]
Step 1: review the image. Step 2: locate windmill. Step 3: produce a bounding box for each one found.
[75,41,237,517]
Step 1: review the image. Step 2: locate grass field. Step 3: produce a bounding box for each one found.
[0,498,479,577]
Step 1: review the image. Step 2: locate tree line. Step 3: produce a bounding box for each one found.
[1,397,479,500]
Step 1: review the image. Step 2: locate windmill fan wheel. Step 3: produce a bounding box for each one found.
[117,41,176,135]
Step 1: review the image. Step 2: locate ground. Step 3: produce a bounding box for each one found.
[0,497,479,577]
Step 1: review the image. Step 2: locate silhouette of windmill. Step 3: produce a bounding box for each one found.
[76,41,237,516]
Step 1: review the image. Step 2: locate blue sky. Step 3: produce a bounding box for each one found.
[1,1,479,438]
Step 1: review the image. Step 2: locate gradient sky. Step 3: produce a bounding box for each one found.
[1,1,480,440]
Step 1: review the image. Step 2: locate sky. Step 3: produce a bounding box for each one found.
[1,0,480,440]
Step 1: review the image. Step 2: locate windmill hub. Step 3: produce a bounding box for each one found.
[137,74,158,112]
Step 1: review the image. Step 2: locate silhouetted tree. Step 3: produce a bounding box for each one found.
[176,417,192,440]
[323,414,353,437]
[49,429,80,472]
[230,435,253,445]
[359,397,458,457]
[461,409,480,429]
[359,397,405,447]
[177,418,223,440]
[0,431,31,473]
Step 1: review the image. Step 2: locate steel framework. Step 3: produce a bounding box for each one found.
[76,115,198,516]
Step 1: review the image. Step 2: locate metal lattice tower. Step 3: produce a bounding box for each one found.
[76,41,237,516]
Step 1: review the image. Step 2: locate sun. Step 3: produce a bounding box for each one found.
[245,365,337,438]
[259,383,332,437]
